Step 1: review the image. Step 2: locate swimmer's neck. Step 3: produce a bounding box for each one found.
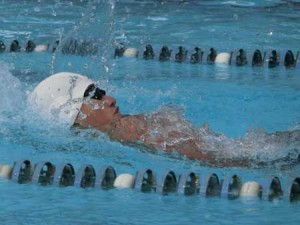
[74,113,148,143]
[109,114,148,142]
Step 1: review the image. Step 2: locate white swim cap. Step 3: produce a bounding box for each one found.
[29,72,94,126]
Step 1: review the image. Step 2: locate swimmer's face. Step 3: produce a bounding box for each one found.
[75,85,120,129]
[77,96,120,129]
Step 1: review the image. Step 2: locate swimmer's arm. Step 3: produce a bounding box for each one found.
[167,134,251,167]
[103,114,252,167]
[143,130,250,167]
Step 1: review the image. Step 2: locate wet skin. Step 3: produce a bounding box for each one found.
[74,94,300,168]
[74,95,148,142]
[73,95,252,167]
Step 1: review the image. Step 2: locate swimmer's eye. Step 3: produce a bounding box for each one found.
[84,84,106,100]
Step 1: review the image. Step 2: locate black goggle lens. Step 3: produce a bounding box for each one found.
[84,85,106,100]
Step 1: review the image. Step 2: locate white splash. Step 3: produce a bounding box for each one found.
[0,61,23,113]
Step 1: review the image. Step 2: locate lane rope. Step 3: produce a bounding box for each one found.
[1,159,299,202]
[1,39,299,69]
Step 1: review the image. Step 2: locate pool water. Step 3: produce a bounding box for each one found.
[0,0,300,224]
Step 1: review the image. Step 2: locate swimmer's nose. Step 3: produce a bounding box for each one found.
[103,95,116,107]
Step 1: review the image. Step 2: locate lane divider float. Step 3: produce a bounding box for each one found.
[1,159,299,202]
[1,39,299,69]
[115,44,300,69]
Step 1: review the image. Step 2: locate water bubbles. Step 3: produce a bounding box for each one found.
[78,111,87,120]
[0,61,24,112]
[110,2,115,10]
[52,0,116,78]
[93,103,101,110]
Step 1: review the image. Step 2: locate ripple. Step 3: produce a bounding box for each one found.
[146,16,169,21]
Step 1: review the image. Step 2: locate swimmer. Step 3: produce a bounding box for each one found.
[30,72,300,168]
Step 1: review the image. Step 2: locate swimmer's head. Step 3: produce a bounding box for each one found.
[29,72,94,126]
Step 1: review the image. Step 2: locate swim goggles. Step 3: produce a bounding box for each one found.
[84,84,106,100]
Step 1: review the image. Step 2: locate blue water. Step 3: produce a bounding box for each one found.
[0,0,300,224]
